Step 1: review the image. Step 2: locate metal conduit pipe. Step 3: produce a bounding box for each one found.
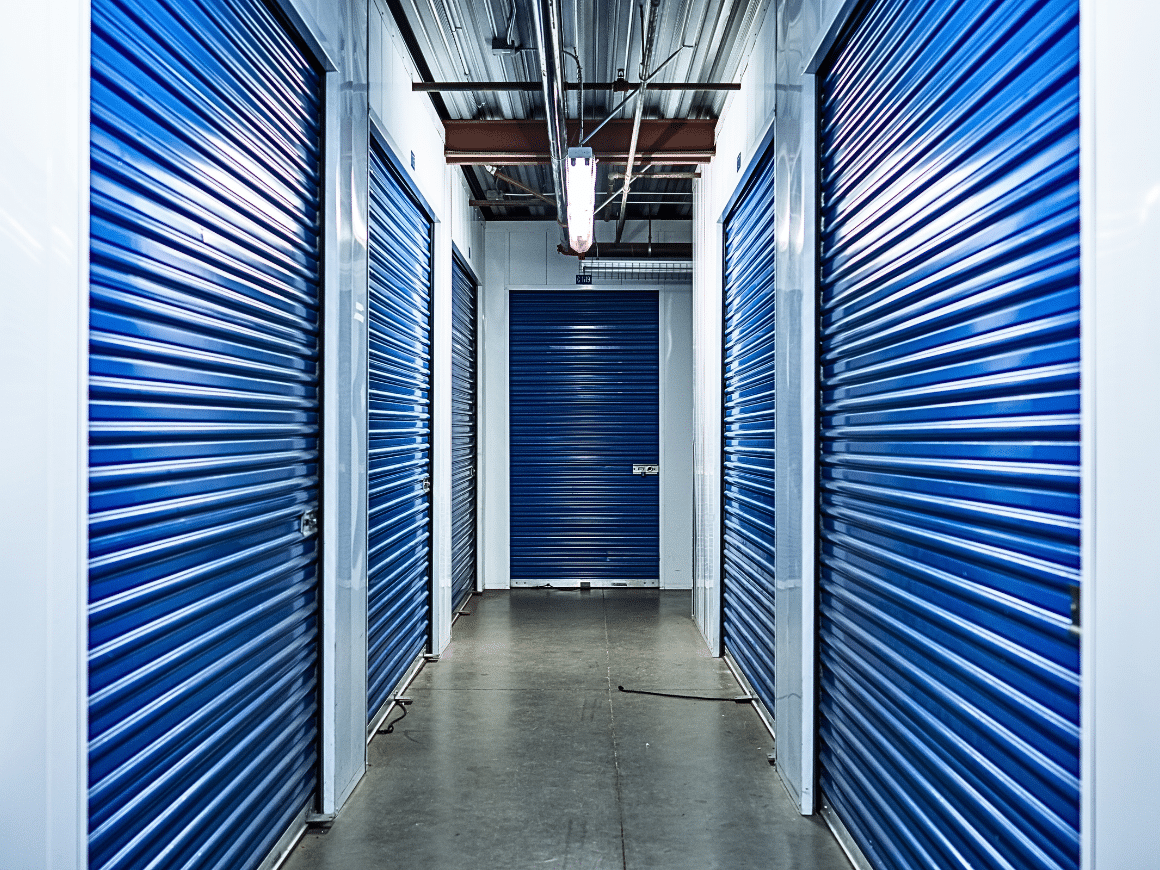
[615,0,661,243]
[530,0,570,232]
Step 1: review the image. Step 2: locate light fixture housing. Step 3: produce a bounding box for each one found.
[565,146,597,253]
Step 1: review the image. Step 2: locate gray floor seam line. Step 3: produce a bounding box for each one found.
[602,590,629,870]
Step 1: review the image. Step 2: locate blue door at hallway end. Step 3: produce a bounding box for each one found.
[509,290,660,587]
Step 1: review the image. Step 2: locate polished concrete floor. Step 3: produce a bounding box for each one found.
[284,589,851,870]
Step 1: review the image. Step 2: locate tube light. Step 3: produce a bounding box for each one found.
[566,146,597,253]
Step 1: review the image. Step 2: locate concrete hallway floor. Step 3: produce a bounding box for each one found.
[284,589,851,870]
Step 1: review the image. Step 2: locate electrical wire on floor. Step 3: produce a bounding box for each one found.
[617,685,753,703]
[378,698,412,733]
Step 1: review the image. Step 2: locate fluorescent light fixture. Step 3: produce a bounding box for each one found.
[566,146,597,253]
[579,259,693,281]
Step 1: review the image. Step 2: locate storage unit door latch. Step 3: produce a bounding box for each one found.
[300,509,319,537]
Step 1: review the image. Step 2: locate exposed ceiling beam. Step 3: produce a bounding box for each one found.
[443,119,715,165]
[414,81,741,92]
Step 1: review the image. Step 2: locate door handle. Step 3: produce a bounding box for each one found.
[300,509,319,537]
[631,464,659,476]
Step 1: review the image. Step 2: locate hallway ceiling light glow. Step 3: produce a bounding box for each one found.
[566,147,597,253]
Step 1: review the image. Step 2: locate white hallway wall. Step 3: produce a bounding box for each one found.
[479,220,693,591]
[693,1,1160,867]
[2,0,88,865]
[1083,1,1160,867]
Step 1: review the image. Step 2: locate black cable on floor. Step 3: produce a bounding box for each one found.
[379,699,412,733]
[617,685,752,703]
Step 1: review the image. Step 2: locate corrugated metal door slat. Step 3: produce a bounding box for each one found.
[367,144,432,722]
[817,1,1080,868]
[722,149,777,710]
[451,255,477,610]
[510,291,659,583]
[88,0,323,866]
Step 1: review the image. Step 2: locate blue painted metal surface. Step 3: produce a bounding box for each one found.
[510,291,659,582]
[451,254,477,610]
[88,0,323,867]
[367,143,432,722]
[722,147,777,711]
[817,1,1081,868]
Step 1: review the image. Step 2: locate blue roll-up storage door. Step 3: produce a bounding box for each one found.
[817,1,1080,869]
[367,143,432,722]
[722,148,777,710]
[510,291,659,584]
[88,0,323,867]
[451,254,478,610]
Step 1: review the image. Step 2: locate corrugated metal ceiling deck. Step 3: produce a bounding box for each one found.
[381,0,770,220]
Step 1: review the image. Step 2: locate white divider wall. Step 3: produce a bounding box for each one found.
[692,164,723,650]
[1083,1,1160,867]
[431,182,453,654]
[660,287,694,590]
[1,0,89,866]
[289,0,370,819]
[480,237,510,590]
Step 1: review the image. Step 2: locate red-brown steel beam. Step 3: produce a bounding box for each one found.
[443,119,715,165]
